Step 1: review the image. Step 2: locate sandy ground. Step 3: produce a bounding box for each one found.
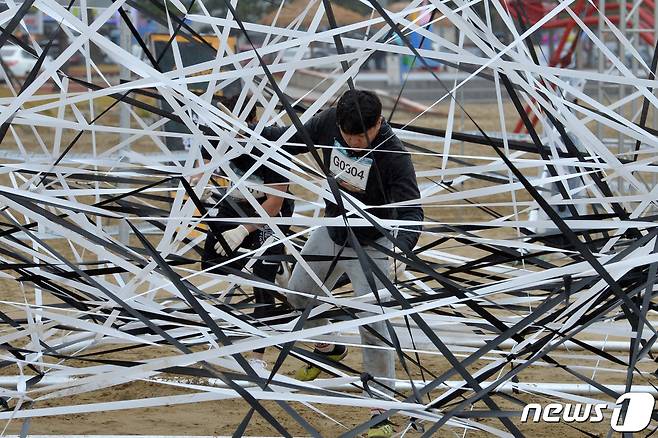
[0,90,653,437]
[0,347,632,437]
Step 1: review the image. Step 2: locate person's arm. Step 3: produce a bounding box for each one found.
[387,151,423,253]
[214,182,289,255]
[257,109,331,154]
[243,183,287,233]
[192,136,221,185]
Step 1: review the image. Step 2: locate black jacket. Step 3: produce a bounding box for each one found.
[259,108,423,252]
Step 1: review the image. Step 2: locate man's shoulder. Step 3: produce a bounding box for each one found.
[315,107,337,123]
[376,123,406,153]
[307,108,338,146]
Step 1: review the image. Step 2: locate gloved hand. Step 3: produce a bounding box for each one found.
[214,225,250,256]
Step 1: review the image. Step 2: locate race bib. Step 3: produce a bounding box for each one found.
[329,142,373,192]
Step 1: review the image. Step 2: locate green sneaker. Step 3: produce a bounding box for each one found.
[294,345,348,381]
[368,419,395,438]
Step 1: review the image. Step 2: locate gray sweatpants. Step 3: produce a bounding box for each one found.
[288,227,395,397]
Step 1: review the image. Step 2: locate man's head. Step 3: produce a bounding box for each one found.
[336,89,383,149]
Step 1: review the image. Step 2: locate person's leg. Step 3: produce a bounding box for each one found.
[287,227,344,318]
[249,227,283,362]
[275,200,294,288]
[287,227,347,380]
[340,241,396,436]
[201,204,247,273]
[249,281,276,365]
[340,241,396,403]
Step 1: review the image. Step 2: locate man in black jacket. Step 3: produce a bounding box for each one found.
[259,90,423,437]
[200,95,293,371]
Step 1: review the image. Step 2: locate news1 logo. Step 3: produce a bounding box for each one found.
[521,392,655,432]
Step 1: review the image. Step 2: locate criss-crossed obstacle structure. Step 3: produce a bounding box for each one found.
[0,0,656,436]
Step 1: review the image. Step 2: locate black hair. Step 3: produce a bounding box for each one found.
[336,89,382,135]
[215,94,257,123]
